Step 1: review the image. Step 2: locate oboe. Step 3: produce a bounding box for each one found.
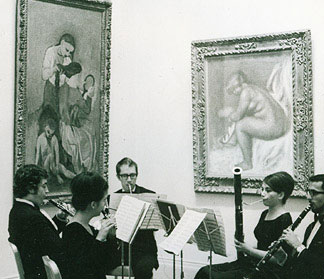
[48,199,75,217]
[249,204,311,275]
[233,167,244,259]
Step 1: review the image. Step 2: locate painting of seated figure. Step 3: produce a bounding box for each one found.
[191,30,313,195]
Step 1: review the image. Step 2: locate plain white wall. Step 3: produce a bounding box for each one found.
[1,0,324,278]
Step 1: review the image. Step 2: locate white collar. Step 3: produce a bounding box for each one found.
[16,198,58,230]
[15,198,36,208]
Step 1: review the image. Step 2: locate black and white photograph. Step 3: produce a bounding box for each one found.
[1,1,324,279]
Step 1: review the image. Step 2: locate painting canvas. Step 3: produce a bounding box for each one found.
[15,0,112,197]
[192,31,313,194]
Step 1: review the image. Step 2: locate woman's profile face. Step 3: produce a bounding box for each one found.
[93,189,108,216]
[260,182,282,207]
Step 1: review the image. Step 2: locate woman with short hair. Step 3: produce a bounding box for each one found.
[194,171,295,279]
[63,172,120,279]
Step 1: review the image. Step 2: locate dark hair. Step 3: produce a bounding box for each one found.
[14,165,48,198]
[59,33,75,48]
[44,118,57,131]
[70,172,108,211]
[116,157,138,177]
[263,171,294,204]
[309,175,324,190]
[57,62,82,78]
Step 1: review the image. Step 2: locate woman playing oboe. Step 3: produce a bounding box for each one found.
[62,172,120,279]
[194,171,294,279]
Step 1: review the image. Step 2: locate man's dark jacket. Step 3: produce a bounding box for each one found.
[8,201,68,279]
[284,219,324,279]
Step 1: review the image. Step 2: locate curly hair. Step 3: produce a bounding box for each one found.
[70,172,108,211]
[14,164,48,198]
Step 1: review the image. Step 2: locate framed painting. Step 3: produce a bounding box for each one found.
[191,30,313,195]
[14,0,112,198]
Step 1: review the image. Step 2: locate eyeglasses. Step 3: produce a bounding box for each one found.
[306,189,324,197]
[119,173,137,180]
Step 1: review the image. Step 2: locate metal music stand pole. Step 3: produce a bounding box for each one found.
[128,243,132,279]
[202,220,214,279]
[209,248,212,279]
[180,250,184,279]
[168,206,179,279]
[121,241,125,279]
[173,254,176,279]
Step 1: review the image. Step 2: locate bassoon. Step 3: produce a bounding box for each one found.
[233,167,244,260]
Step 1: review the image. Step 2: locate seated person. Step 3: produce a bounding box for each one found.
[8,164,69,279]
[281,174,324,279]
[194,171,294,279]
[62,172,120,279]
[111,157,159,279]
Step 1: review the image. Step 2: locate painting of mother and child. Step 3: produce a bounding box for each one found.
[24,29,102,195]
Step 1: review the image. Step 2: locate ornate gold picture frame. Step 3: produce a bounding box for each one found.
[191,30,313,195]
[14,0,112,197]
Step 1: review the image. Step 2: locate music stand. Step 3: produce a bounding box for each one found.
[193,208,226,279]
[114,195,164,279]
[156,200,184,279]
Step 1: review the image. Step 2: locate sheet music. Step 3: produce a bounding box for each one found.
[156,199,185,234]
[114,195,150,243]
[159,209,207,255]
[192,208,227,256]
[110,193,167,230]
[136,193,167,230]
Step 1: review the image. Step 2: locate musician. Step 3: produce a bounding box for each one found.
[8,164,69,279]
[281,174,324,279]
[194,171,294,279]
[112,157,159,279]
[62,171,121,279]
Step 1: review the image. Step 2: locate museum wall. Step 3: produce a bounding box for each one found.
[1,0,324,278]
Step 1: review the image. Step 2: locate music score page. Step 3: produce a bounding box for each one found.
[110,193,167,230]
[159,210,207,255]
[115,196,150,243]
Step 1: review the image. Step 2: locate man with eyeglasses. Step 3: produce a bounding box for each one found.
[112,157,159,279]
[281,174,324,279]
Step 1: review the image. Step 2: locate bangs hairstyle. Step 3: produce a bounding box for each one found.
[71,172,108,211]
[14,164,48,198]
[263,171,294,204]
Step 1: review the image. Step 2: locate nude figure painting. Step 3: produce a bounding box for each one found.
[192,31,313,195]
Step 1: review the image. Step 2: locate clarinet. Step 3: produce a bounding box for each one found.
[246,204,311,277]
[233,167,244,260]
[48,199,75,217]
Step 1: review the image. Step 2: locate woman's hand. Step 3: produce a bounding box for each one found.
[234,239,253,255]
[96,218,116,242]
